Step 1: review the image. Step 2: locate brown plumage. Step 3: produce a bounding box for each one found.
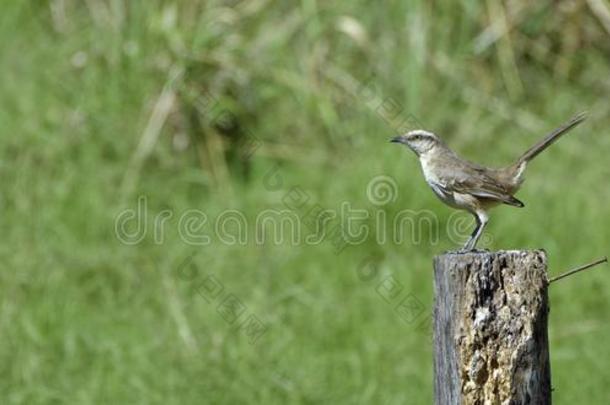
[391,112,587,250]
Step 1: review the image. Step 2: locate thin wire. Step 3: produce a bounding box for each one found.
[549,257,608,284]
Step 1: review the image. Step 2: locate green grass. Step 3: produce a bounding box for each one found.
[2,1,610,403]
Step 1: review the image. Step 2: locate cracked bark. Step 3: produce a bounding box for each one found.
[433,250,551,405]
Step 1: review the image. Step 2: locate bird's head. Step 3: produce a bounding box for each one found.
[390,130,441,156]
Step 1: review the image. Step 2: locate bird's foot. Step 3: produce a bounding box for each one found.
[454,246,490,254]
[456,239,490,253]
[458,241,475,253]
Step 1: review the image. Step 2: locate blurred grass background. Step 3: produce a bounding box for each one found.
[2,0,610,403]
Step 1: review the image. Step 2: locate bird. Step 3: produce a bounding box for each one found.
[390,112,587,251]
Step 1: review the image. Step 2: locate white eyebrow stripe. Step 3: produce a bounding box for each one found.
[406,130,435,137]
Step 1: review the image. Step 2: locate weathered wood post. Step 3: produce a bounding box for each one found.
[433,250,551,405]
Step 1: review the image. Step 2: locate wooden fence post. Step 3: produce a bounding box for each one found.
[433,250,551,404]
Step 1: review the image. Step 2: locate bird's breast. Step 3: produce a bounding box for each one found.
[419,154,443,185]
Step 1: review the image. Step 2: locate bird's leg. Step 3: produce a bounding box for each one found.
[460,215,481,252]
[460,211,489,252]
[468,211,489,251]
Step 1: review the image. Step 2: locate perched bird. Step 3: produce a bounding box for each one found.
[390,113,587,251]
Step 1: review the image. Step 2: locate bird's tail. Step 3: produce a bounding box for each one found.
[517,112,587,164]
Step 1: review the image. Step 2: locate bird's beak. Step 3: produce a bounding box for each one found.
[390,136,404,144]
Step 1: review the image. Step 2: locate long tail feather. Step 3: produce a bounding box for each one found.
[517,112,587,164]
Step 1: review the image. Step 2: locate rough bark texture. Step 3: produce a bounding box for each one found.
[433,250,551,405]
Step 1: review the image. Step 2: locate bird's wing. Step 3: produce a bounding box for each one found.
[439,163,524,207]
